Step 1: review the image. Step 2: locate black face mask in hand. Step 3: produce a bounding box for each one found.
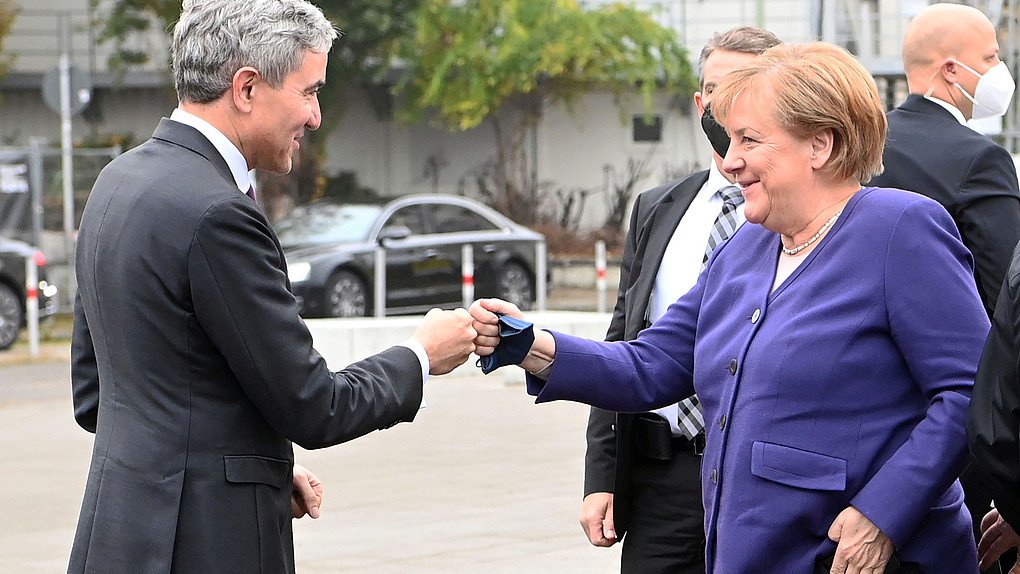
[700,103,731,158]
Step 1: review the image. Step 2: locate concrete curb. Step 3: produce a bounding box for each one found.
[306,311,612,379]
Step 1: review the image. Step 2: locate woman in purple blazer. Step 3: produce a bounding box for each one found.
[473,43,989,574]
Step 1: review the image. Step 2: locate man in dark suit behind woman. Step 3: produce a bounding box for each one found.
[869,2,1020,317]
[867,5,1020,566]
[68,1,476,572]
[579,26,781,573]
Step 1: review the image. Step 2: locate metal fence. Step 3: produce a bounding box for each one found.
[0,143,121,312]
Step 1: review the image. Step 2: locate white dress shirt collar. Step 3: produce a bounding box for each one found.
[705,160,735,198]
[923,96,968,126]
[170,108,254,194]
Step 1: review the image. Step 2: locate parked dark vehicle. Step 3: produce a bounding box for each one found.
[276,195,544,318]
[0,237,58,349]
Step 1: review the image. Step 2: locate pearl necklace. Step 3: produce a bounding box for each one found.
[782,210,842,256]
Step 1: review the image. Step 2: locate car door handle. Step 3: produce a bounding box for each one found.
[481,244,497,253]
[423,249,440,259]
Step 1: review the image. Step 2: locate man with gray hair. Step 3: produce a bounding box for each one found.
[69,1,476,572]
[579,26,780,573]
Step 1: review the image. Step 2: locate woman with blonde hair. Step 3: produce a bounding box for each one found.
[472,42,987,573]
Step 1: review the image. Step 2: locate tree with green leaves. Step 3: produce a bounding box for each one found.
[0,0,17,81]
[394,0,697,226]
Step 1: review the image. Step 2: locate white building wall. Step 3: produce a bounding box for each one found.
[8,0,170,74]
[681,0,816,49]
[324,88,704,230]
[0,86,175,145]
[537,91,704,228]
[323,94,498,200]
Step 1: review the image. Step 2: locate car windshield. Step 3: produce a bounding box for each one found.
[275,204,382,248]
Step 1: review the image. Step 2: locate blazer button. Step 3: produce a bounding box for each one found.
[728,359,737,375]
[719,415,727,430]
[710,469,719,484]
[751,308,761,323]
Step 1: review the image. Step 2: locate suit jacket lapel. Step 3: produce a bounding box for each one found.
[627,171,709,331]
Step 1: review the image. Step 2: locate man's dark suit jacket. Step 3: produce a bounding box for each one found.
[69,119,424,574]
[969,241,1020,531]
[583,170,709,534]
[869,94,1020,316]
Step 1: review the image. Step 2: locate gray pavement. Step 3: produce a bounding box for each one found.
[0,359,621,573]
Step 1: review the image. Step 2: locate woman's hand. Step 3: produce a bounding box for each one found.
[827,506,893,573]
[469,298,521,357]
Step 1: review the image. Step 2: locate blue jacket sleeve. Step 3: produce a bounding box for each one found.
[526,262,702,412]
[851,198,990,545]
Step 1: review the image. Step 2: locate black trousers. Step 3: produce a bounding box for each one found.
[620,446,705,574]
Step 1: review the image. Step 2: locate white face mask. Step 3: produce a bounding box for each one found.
[952,59,1016,120]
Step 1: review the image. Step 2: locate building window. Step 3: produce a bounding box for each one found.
[632,115,663,143]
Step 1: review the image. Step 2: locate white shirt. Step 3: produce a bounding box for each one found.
[168,108,431,386]
[647,162,746,434]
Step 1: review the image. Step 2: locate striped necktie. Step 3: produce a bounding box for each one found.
[676,184,745,440]
[702,185,744,268]
[246,186,257,201]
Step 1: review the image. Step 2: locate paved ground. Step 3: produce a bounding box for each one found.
[0,355,622,573]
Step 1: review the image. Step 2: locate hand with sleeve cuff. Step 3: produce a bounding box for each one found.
[411,308,477,375]
[470,299,556,377]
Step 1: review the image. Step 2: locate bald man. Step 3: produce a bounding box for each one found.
[870,3,1019,318]
[869,3,1020,569]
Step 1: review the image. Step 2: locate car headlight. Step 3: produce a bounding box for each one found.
[288,262,312,283]
[39,281,58,298]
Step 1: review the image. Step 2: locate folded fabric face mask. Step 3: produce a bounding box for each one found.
[476,314,535,374]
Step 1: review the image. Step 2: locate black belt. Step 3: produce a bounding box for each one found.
[633,415,705,459]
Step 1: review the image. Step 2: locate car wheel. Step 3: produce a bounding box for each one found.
[325,270,368,318]
[0,282,23,350]
[496,262,534,311]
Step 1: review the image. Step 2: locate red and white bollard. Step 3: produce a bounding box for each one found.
[25,251,41,357]
[461,244,474,308]
[596,240,607,313]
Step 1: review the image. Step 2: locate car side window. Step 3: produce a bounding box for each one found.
[384,206,428,236]
[432,205,499,233]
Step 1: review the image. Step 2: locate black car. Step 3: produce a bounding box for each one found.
[0,236,58,349]
[276,195,544,317]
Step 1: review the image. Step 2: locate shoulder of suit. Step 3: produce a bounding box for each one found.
[637,170,710,205]
[886,106,1005,162]
[856,187,955,226]
[106,138,251,219]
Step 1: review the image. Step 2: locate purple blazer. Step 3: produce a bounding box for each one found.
[530,188,987,573]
